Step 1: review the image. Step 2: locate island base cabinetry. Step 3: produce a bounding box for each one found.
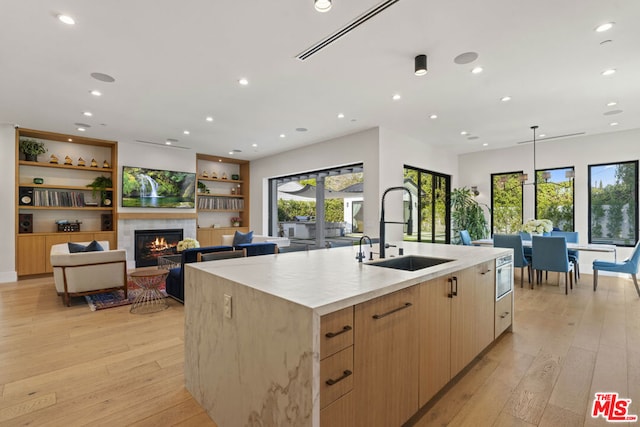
[495,293,513,338]
[354,286,419,427]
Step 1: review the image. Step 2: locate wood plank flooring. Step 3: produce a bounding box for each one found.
[1,272,638,426]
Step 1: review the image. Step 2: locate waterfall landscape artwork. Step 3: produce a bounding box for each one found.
[122,166,196,208]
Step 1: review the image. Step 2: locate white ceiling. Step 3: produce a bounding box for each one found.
[2,0,639,161]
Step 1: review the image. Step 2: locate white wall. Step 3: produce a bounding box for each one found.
[0,125,17,282]
[458,128,640,270]
[250,128,380,236]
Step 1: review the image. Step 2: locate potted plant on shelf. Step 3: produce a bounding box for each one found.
[230,217,242,227]
[86,176,113,206]
[19,138,47,162]
[451,187,490,244]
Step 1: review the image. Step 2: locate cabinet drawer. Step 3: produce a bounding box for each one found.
[320,306,354,359]
[321,391,354,427]
[320,346,353,409]
[495,293,513,338]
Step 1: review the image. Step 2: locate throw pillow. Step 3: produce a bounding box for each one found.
[232,230,253,246]
[68,240,104,253]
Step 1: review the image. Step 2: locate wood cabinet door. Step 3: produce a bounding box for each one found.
[17,235,46,275]
[450,267,477,377]
[354,286,419,427]
[418,276,452,406]
[474,260,496,354]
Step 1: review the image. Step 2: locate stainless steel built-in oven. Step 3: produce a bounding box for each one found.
[496,254,513,300]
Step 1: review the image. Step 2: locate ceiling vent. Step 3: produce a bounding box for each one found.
[296,0,400,61]
[516,132,585,144]
[134,139,190,149]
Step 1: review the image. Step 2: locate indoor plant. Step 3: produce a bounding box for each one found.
[176,238,200,252]
[451,187,489,244]
[230,217,241,227]
[521,218,553,234]
[86,176,113,206]
[19,138,47,162]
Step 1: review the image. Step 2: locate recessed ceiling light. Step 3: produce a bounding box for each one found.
[337,113,345,119]
[183,130,190,135]
[77,127,86,132]
[602,69,616,76]
[280,134,286,138]
[595,22,614,32]
[314,0,332,13]
[238,78,249,86]
[165,141,172,145]
[83,111,92,117]
[429,114,438,119]
[539,134,546,138]
[252,143,258,147]
[392,94,401,101]
[228,151,234,155]
[90,90,102,96]
[482,143,488,146]
[607,101,617,107]
[610,122,619,126]
[68,138,73,142]
[57,14,75,25]
[206,116,214,122]
[471,67,483,74]
[460,131,468,136]
[501,96,511,102]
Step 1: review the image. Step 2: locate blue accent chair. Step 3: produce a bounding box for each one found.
[531,235,574,295]
[235,242,278,256]
[593,240,640,297]
[494,234,531,288]
[551,231,580,281]
[519,231,533,258]
[165,245,234,302]
[459,230,472,246]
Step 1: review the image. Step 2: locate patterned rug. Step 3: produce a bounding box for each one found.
[85,278,167,311]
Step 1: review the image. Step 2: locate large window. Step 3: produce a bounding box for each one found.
[403,166,450,243]
[535,167,575,231]
[491,172,523,234]
[588,160,638,246]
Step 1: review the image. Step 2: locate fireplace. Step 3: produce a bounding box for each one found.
[134,229,183,267]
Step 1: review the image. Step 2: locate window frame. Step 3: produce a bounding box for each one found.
[534,165,575,231]
[490,171,524,235]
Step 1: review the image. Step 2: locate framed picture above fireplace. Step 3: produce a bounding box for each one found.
[122,166,196,208]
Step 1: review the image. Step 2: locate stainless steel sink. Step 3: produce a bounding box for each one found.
[367,255,455,271]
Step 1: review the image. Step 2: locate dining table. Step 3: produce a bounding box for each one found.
[471,238,617,261]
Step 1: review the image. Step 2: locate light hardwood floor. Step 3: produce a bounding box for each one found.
[1,273,638,426]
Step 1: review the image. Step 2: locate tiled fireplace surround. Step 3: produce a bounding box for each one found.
[119,218,197,269]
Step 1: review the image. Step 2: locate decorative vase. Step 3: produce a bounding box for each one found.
[24,153,37,162]
[233,222,240,227]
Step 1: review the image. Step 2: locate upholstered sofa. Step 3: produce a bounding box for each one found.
[51,240,127,306]
[221,234,290,248]
[165,245,234,302]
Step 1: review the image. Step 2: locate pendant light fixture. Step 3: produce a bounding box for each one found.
[314,0,332,12]
[414,54,428,76]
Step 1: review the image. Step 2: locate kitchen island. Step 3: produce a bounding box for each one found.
[184,242,512,427]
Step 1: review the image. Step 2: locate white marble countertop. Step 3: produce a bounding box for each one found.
[187,242,511,315]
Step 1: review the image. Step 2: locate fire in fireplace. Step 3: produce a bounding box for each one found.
[134,229,183,267]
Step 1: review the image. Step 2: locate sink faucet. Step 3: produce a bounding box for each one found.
[357,235,372,262]
[379,187,413,259]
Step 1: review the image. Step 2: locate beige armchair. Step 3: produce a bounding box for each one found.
[51,241,128,306]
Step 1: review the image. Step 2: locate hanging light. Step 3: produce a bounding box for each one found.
[314,0,332,12]
[519,125,538,185]
[414,54,427,76]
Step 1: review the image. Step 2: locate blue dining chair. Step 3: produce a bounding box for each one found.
[519,231,533,258]
[593,240,640,297]
[494,234,531,288]
[551,231,580,281]
[459,230,472,246]
[531,235,574,295]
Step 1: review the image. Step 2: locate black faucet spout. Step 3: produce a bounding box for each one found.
[357,235,373,262]
[379,187,413,259]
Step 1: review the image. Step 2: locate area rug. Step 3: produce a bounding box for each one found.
[85,278,167,311]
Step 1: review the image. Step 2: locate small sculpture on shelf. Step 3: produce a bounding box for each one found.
[211,171,218,179]
[221,172,228,180]
[202,171,208,178]
[90,158,98,168]
[49,154,59,164]
[64,156,73,165]
[77,157,86,167]
[231,174,240,180]
[103,160,110,168]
